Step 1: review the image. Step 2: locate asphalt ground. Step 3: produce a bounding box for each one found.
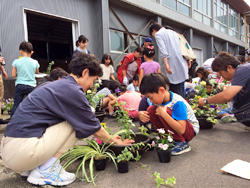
[0,114,250,188]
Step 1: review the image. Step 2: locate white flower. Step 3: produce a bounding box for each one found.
[162,144,169,150]
[156,136,160,140]
[168,136,173,142]
[157,128,165,134]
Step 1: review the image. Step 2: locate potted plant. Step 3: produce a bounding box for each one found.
[188,81,219,129]
[108,102,150,156]
[58,137,117,186]
[153,128,174,163]
[1,98,14,115]
[86,81,106,121]
[116,146,141,173]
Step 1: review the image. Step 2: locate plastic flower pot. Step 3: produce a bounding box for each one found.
[109,133,150,156]
[117,161,129,173]
[95,112,106,122]
[197,117,213,129]
[156,148,171,163]
[94,158,107,171]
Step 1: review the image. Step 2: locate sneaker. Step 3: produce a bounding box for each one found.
[171,141,191,156]
[27,161,76,186]
[21,171,31,177]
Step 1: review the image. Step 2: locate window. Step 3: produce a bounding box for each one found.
[193,0,212,26]
[163,0,190,17]
[240,16,245,42]
[229,6,239,39]
[110,30,124,52]
[128,34,139,53]
[110,30,150,53]
[214,0,227,33]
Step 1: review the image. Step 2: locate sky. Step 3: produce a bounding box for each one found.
[245,0,250,6]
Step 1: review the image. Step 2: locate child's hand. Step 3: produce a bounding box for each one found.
[156,105,167,117]
[138,111,150,123]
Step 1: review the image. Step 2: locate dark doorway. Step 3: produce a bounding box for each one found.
[26,12,73,73]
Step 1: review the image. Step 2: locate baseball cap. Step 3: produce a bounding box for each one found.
[144,37,152,43]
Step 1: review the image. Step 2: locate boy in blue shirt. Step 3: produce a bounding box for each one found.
[140,73,199,155]
[127,74,139,92]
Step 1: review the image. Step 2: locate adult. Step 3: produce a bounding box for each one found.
[0,55,8,124]
[149,22,188,95]
[141,37,152,63]
[116,47,143,86]
[198,52,250,127]
[72,35,90,59]
[1,54,134,186]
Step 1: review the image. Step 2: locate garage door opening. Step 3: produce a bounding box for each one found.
[26,12,73,72]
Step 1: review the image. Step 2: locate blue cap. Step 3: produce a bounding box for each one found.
[144,37,152,43]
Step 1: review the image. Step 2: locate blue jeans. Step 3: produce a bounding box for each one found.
[180,81,185,98]
[11,84,35,117]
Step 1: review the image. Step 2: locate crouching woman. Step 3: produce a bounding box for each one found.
[1,54,134,186]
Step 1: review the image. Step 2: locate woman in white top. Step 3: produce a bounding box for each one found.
[99,53,115,89]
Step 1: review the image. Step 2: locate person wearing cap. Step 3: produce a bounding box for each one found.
[141,37,153,63]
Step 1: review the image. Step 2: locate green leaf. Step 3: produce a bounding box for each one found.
[155,177,164,188]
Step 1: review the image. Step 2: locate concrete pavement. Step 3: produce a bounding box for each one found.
[0,115,250,188]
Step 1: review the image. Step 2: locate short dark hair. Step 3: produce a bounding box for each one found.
[47,67,68,81]
[107,80,121,93]
[76,35,89,47]
[205,79,213,86]
[186,76,192,83]
[158,72,170,86]
[135,47,143,54]
[101,53,113,66]
[212,52,240,72]
[149,21,163,36]
[119,85,127,93]
[19,41,33,53]
[143,44,155,59]
[140,73,166,94]
[235,55,245,64]
[69,53,103,78]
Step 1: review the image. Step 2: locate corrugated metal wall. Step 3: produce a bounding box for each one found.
[0,0,104,76]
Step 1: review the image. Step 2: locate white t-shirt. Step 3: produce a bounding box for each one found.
[100,64,114,80]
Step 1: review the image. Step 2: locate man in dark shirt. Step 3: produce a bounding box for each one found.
[198,52,250,127]
[1,54,134,186]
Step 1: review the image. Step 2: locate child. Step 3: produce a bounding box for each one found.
[93,80,120,116]
[205,79,213,95]
[127,75,139,92]
[11,41,40,117]
[140,73,199,155]
[138,73,170,131]
[185,76,194,90]
[72,35,90,59]
[99,53,115,89]
[139,44,161,84]
[111,85,142,119]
